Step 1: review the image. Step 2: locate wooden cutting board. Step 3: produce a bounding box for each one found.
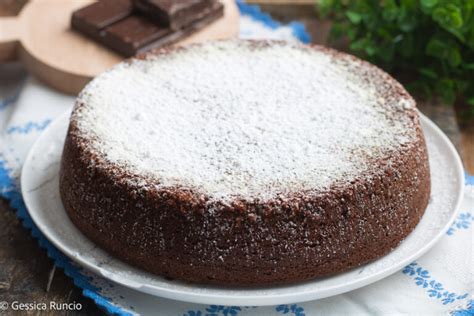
[0,0,239,95]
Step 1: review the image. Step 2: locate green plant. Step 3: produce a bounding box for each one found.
[318,0,474,115]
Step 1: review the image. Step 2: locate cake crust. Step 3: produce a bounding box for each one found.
[59,40,430,285]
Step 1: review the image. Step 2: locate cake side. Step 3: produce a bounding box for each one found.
[59,40,430,285]
[59,124,429,285]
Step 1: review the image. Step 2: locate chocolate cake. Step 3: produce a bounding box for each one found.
[59,40,430,286]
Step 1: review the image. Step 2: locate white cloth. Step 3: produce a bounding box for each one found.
[0,4,472,316]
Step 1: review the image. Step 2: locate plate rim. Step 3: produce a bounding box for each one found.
[21,111,465,306]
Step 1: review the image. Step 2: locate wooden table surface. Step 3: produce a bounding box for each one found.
[0,3,472,316]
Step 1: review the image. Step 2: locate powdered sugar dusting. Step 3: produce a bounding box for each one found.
[74,40,416,201]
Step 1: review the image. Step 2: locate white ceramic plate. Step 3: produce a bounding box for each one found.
[21,111,464,306]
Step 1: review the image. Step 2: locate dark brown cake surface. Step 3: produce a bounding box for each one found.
[59,40,430,285]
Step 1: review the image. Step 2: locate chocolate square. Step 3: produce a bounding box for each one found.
[133,0,215,30]
[134,1,224,55]
[103,15,172,56]
[71,0,133,40]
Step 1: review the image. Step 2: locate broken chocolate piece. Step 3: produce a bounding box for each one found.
[71,0,133,41]
[103,15,172,56]
[133,0,214,30]
[134,2,224,55]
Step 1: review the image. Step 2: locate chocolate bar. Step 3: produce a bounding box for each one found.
[71,0,224,57]
[133,0,214,30]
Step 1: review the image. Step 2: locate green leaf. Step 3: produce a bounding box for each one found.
[400,0,416,10]
[448,48,462,67]
[397,6,418,31]
[467,27,474,48]
[425,37,462,66]
[421,0,438,10]
[347,27,358,40]
[346,11,362,24]
[331,23,346,38]
[349,38,368,52]
[376,27,392,40]
[463,63,474,70]
[425,38,448,59]
[419,68,438,79]
[365,42,378,56]
[382,0,399,21]
[318,0,334,15]
[432,5,463,30]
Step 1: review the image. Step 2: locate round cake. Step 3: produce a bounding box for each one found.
[60,40,430,286]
